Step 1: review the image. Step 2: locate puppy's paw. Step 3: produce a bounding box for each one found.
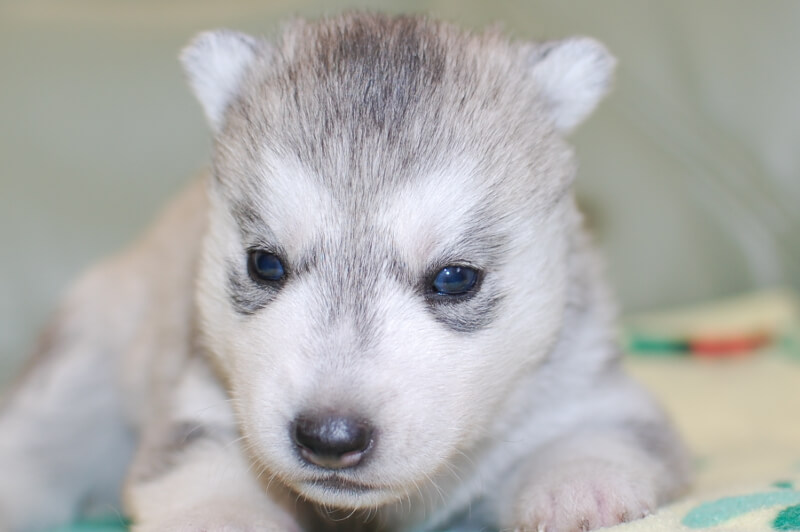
[510,458,656,532]
[133,503,300,532]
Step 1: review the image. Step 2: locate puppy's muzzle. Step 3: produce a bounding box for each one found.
[292,414,374,470]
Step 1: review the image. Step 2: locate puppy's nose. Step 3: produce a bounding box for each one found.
[292,414,374,469]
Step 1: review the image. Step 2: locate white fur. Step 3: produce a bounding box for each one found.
[180,31,262,132]
[530,38,617,133]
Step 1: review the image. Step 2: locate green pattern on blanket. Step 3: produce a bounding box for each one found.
[682,490,800,528]
[773,504,800,530]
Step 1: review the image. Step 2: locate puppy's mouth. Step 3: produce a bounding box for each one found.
[303,474,379,494]
[294,473,406,508]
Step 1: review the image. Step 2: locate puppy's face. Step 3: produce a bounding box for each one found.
[188,15,613,508]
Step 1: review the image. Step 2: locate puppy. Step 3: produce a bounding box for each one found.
[0,13,690,532]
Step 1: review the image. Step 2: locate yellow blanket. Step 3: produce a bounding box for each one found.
[616,290,800,531]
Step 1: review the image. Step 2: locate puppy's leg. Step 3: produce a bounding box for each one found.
[497,384,690,532]
[124,358,301,532]
[0,306,135,531]
[127,441,300,532]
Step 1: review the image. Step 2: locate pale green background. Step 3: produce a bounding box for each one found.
[1,1,799,383]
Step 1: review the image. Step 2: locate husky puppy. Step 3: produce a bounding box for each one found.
[0,13,689,532]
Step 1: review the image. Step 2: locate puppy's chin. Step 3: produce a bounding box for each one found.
[292,475,402,509]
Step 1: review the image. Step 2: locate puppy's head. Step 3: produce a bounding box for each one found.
[184,14,614,509]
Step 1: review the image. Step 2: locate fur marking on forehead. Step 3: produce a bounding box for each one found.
[249,15,466,192]
[183,13,616,155]
[203,14,542,198]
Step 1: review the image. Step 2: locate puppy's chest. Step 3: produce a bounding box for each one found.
[299,499,486,532]
[303,511,391,532]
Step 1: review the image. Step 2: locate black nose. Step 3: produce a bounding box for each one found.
[292,414,374,469]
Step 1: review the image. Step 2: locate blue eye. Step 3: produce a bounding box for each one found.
[248,250,285,283]
[431,266,479,296]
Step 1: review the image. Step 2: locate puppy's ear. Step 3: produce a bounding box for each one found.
[528,38,616,134]
[180,30,265,132]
